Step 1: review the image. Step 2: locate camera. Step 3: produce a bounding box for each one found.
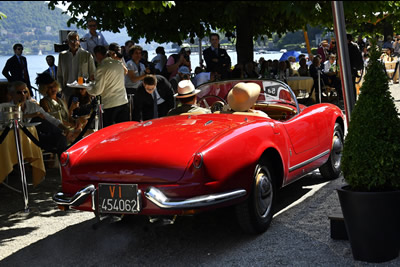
[184,54,190,62]
[115,51,123,59]
[54,38,86,53]
[54,42,69,53]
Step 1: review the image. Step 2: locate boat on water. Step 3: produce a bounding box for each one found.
[38,50,42,55]
[279,49,287,53]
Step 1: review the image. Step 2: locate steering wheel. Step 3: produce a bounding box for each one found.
[198,95,227,112]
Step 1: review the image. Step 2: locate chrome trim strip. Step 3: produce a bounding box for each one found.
[145,187,247,209]
[289,150,330,172]
[53,184,96,207]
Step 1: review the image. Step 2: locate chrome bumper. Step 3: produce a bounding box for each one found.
[144,187,247,209]
[53,185,96,210]
[53,185,247,211]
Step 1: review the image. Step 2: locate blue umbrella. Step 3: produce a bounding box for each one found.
[279,50,301,62]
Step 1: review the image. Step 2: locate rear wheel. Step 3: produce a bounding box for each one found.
[319,123,343,179]
[235,162,276,234]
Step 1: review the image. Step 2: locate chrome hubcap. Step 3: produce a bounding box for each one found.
[255,170,273,218]
[332,133,343,169]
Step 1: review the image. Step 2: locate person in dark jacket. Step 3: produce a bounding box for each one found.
[347,34,364,102]
[203,33,231,79]
[43,55,58,80]
[2,43,34,97]
[133,74,175,121]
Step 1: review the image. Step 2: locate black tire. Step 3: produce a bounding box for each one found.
[319,123,344,179]
[235,162,276,234]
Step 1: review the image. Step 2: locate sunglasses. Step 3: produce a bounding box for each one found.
[17,90,28,95]
[16,48,23,51]
[88,24,97,28]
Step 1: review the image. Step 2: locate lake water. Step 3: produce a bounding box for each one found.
[0,50,286,100]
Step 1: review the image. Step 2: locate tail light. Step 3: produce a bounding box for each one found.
[193,152,203,168]
[60,151,70,166]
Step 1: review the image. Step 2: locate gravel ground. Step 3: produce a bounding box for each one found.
[0,83,400,266]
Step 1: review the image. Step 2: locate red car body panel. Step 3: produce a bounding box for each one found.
[57,79,344,216]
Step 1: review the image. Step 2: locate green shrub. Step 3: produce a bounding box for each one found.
[341,41,400,191]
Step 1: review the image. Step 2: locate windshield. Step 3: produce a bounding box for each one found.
[258,80,296,106]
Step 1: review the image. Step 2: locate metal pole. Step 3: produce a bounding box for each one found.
[97,96,103,130]
[13,119,29,212]
[199,38,203,69]
[303,27,313,61]
[128,94,134,121]
[318,70,322,103]
[332,1,355,125]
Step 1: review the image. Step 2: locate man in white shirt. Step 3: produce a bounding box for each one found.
[192,71,217,87]
[80,18,109,56]
[322,54,342,100]
[8,81,68,155]
[87,45,129,127]
[323,54,338,74]
[57,31,96,101]
[393,34,400,56]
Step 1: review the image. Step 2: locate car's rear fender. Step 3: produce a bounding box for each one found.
[178,119,288,196]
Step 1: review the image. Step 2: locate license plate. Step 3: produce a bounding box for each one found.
[98,183,140,214]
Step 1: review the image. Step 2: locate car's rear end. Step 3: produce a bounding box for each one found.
[54,115,255,217]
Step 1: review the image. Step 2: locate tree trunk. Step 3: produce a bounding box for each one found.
[236,13,254,66]
[383,21,394,41]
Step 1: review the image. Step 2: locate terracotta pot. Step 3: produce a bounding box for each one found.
[337,186,400,263]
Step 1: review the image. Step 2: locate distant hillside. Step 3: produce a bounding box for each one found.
[0,1,82,55]
[0,1,173,55]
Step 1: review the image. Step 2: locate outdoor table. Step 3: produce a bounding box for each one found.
[287,76,315,101]
[0,123,46,195]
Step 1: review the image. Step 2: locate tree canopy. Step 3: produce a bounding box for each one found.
[48,1,400,64]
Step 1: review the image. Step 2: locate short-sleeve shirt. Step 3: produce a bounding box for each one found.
[81,32,109,55]
[125,60,145,89]
[151,54,167,73]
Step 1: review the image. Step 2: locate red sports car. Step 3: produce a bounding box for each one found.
[54,79,344,234]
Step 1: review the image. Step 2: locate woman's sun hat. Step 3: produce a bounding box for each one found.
[227,82,261,112]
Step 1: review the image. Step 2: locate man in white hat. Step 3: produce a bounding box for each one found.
[167,80,210,116]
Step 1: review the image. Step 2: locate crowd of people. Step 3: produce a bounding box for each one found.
[0,17,393,157]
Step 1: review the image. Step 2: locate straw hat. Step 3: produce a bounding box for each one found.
[174,80,200,98]
[227,82,261,112]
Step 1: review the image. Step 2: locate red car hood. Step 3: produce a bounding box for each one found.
[66,115,248,183]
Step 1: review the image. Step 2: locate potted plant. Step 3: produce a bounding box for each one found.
[339,40,400,263]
